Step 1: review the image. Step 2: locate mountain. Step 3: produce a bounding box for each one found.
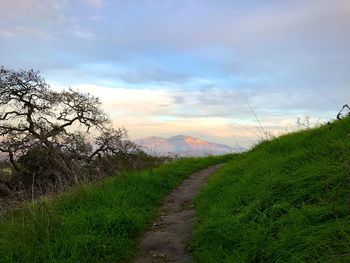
[134,135,244,156]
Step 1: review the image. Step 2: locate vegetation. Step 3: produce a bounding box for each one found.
[0,155,231,263]
[0,67,148,200]
[191,117,350,262]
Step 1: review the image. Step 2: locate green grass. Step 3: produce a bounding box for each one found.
[191,118,350,262]
[0,155,231,263]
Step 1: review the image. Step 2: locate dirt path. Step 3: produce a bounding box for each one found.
[135,164,223,263]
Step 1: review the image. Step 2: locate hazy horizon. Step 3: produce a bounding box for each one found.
[1,0,349,148]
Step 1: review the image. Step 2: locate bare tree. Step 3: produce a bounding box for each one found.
[0,67,137,184]
[87,128,139,162]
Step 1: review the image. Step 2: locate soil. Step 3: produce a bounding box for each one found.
[135,164,224,263]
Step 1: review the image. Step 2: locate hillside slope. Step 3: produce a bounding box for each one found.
[191,118,350,262]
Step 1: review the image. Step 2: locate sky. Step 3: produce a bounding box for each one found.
[1,0,350,148]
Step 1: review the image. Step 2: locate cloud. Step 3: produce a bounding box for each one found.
[50,82,342,148]
[0,0,52,17]
[0,0,96,40]
[1,0,349,147]
[70,24,95,39]
[50,84,174,118]
[0,29,15,38]
[2,0,349,80]
[115,67,192,84]
[0,26,51,39]
[83,0,103,8]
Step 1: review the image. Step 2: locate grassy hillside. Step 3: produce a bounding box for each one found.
[191,118,350,262]
[0,155,231,263]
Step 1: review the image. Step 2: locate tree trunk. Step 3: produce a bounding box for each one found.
[8,151,21,173]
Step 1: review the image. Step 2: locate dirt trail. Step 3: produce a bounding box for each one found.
[136,164,223,263]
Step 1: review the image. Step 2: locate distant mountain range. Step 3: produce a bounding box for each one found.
[134,135,245,157]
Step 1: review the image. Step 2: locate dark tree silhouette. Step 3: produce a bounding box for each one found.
[0,67,137,183]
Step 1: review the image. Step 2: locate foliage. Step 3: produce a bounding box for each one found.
[191,117,350,262]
